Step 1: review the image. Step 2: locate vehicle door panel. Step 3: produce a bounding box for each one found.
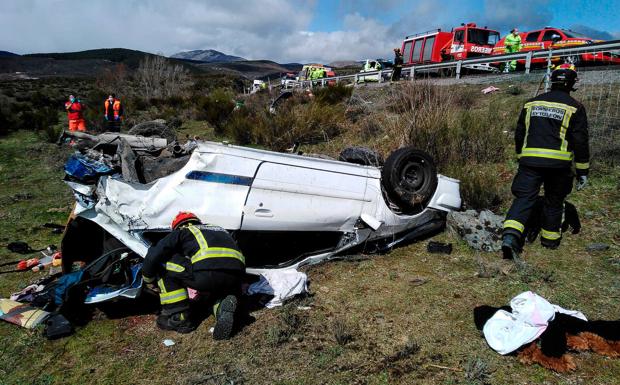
[242,162,368,231]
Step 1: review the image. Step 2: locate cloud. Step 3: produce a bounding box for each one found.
[480,0,553,33]
[569,25,615,40]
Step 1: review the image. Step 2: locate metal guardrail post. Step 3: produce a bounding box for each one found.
[525,51,533,74]
[354,74,358,86]
[378,70,383,83]
[456,61,462,79]
[321,79,325,87]
[410,66,415,81]
[544,49,553,93]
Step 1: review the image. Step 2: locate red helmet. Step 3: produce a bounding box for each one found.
[171,212,200,229]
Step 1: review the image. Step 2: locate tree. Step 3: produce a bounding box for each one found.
[135,55,191,99]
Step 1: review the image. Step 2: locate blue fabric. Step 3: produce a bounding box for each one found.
[53,271,84,306]
[64,154,113,182]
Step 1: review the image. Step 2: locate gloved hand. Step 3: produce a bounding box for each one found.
[576,175,588,191]
[104,116,108,121]
[143,282,159,294]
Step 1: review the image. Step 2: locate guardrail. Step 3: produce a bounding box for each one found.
[286,40,620,89]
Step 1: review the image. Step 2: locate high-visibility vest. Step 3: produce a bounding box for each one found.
[504,34,522,52]
[65,101,83,120]
[104,99,122,119]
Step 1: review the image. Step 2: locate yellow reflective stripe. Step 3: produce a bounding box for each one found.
[523,106,532,151]
[165,262,185,273]
[504,219,524,233]
[524,101,577,114]
[187,224,209,251]
[521,147,573,161]
[142,275,155,283]
[560,109,572,152]
[541,229,561,240]
[575,162,589,170]
[191,247,245,264]
[160,288,188,305]
[157,279,166,293]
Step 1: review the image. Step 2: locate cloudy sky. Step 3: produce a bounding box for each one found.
[1,0,619,63]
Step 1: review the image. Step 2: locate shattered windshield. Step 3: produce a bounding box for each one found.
[468,29,499,45]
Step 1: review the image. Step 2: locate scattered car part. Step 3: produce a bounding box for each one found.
[427,241,453,254]
[128,120,177,142]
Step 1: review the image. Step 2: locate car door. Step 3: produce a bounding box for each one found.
[241,162,369,232]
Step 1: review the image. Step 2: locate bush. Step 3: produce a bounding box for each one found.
[313,83,353,105]
[193,88,235,134]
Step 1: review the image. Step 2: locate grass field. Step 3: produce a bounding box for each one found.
[0,94,619,384]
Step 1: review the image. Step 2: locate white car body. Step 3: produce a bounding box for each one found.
[67,141,461,271]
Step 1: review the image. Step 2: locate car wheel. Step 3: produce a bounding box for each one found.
[381,147,437,213]
[339,146,383,167]
[128,121,177,142]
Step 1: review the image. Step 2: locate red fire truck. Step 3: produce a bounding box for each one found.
[401,23,500,67]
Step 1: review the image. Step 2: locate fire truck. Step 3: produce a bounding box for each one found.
[401,23,500,71]
[492,27,620,67]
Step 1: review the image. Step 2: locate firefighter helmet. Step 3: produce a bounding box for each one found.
[171,212,201,229]
[551,63,578,91]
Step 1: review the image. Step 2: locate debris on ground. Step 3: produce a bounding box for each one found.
[246,270,308,308]
[427,241,453,254]
[481,86,500,94]
[163,339,176,347]
[586,243,610,252]
[447,210,503,252]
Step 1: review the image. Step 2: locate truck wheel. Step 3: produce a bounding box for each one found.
[381,147,437,213]
[339,146,383,167]
[566,55,582,67]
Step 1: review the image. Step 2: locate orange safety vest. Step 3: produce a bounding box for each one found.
[104,99,122,119]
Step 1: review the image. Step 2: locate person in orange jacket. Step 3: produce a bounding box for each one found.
[104,94,123,132]
[65,95,87,132]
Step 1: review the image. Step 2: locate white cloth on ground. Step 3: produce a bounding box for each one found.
[246,269,308,308]
[483,291,587,355]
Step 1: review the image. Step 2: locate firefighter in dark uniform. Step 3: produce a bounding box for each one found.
[142,212,245,338]
[502,64,589,259]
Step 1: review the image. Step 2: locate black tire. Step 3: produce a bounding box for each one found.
[128,121,177,142]
[381,147,437,213]
[339,146,383,167]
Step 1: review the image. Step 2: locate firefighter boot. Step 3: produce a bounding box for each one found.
[541,236,561,250]
[213,295,238,340]
[501,233,521,260]
[157,312,196,334]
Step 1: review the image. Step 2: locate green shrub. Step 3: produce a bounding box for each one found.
[193,88,235,134]
[313,83,353,105]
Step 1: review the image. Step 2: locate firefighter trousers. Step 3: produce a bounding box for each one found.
[157,254,243,315]
[503,164,573,246]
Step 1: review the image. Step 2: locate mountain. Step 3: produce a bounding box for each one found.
[0,51,19,57]
[170,49,245,63]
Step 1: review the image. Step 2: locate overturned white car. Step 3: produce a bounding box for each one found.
[61,135,461,270]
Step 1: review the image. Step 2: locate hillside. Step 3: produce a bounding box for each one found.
[197,59,302,79]
[0,51,18,57]
[170,49,245,62]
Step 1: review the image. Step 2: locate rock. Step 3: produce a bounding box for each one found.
[586,243,610,252]
[447,210,504,252]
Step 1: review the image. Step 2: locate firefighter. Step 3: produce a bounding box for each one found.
[502,64,589,259]
[504,28,522,72]
[391,48,403,82]
[142,212,246,339]
[103,94,123,132]
[64,95,86,132]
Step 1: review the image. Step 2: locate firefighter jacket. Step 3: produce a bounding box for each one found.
[504,33,522,52]
[142,224,245,283]
[515,89,590,176]
[394,53,403,68]
[104,98,123,120]
[65,100,84,120]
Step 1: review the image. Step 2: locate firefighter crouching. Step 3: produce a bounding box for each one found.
[142,212,245,339]
[502,64,589,259]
